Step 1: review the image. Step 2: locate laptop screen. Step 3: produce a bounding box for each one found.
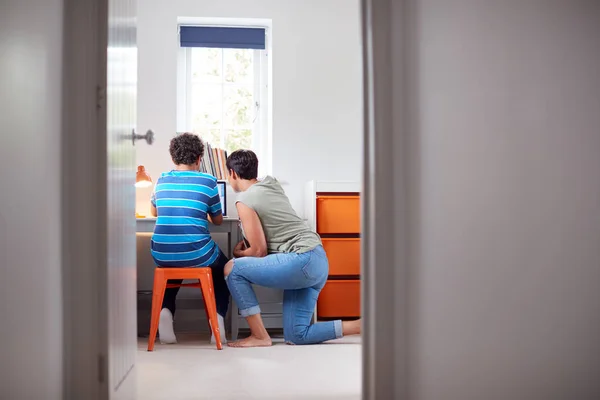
[217,181,227,216]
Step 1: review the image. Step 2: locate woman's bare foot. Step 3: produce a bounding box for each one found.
[228,313,272,347]
[228,334,272,348]
[342,319,362,336]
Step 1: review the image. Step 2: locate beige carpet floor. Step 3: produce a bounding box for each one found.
[137,333,362,399]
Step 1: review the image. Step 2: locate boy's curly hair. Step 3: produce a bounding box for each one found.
[169,133,204,165]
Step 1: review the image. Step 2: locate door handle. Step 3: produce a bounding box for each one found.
[132,129,155,146]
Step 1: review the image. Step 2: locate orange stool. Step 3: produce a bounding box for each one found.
[148,267,223,351]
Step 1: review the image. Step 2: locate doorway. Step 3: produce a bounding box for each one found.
[134,0,365,399]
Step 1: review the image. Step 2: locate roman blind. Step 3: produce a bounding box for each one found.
[179,26,266,50]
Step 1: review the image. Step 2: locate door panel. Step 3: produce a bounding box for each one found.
[106,0,137,397]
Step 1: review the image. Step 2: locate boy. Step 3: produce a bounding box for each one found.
[150,133,228,344]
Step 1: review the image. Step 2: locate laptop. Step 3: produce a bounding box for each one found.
[217,181,227,217]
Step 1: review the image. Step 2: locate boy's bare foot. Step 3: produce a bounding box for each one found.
[228,335,272,348]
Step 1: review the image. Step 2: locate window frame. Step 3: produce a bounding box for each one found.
[176,28,270,176]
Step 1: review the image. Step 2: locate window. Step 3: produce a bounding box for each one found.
[177,25,270,175]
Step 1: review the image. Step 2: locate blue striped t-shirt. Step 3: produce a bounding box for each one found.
[150,171,222,267]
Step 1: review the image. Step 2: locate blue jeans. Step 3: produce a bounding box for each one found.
[226,245,343,345]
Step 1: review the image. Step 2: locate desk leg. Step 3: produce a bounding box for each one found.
[223,230,232,337]
[229,224,241,341]
[231,302,240,341]
[227,231,232,258]
[232,225,240,252]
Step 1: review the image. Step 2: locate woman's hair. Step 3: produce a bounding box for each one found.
[226,149,259,180]
[169,133,204,165]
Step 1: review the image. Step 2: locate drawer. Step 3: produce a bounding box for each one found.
[322,238,360,276]
[316,195,360,234]
[317,280,361,318]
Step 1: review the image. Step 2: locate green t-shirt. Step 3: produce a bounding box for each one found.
[236,176,321,254]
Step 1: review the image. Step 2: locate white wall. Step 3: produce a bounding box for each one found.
[0,0,64,398]
[390,1,600,398]
[136,0,362,217]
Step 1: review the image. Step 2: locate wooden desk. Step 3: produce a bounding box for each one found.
[136,217,241,257]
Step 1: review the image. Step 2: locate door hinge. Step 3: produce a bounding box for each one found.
[96,85,106,110]
[98,354,106,383]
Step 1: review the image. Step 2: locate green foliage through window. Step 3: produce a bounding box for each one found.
[189,48,256,154]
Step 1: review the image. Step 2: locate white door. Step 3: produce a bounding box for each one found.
[103,0,138,397]
[60,0,139,397]
[62,0,140,397]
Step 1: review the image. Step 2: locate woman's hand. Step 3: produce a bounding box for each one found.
[233,240,246,258]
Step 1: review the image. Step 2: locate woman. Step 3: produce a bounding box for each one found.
[224,149,361,347]
[150,133,229,345]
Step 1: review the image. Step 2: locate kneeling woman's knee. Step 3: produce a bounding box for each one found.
[224,260,234,277]
[286,326,311,345]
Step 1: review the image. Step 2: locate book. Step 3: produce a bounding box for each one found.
[212,147,220,179]
[216,148,225,180]
[198,141,228,181]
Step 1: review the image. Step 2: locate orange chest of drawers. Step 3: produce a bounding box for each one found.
[316,194,361,319]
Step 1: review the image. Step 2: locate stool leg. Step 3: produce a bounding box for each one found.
[148,269,167,351]
[199,270,223,350]
[199,279,211,331]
